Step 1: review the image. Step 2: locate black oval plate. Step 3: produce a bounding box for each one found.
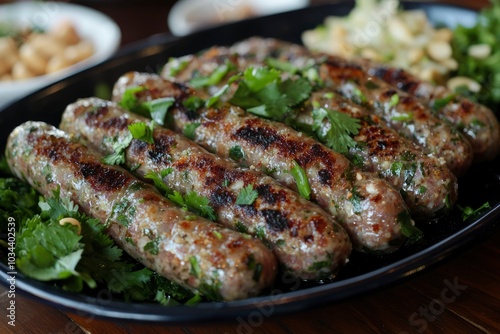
[1,1,499,323]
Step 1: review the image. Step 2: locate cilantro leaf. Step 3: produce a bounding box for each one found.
[236,185,259,206]
[144,169,173,196]
[119,86,147,113]
[119,88,174,126]
[102,134,133,166]
[184,191,216,221]
[141,97,175,125]
[230,67,312,121]
[189,61,235,88]
[128,121,155,144]
[312,107,360,154]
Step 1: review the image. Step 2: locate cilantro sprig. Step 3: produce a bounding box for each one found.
[119,87,175,126]
[230,67,312,121]
[103,121,156,165]
[144,170,216,221]
[312,107,360,154]
[236,185,259,206]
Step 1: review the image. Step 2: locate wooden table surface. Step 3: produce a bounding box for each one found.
[1,0,499,333]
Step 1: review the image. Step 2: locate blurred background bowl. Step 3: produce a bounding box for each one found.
[0,1,121,109]
[168,0,309,36]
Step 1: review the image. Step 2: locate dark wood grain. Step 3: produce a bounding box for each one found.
[1,1,498,333]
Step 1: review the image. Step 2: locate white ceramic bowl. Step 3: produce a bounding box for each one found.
[0,1,121,109]
[168,0,309,36]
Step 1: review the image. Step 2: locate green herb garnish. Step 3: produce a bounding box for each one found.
[290,161,311,200]
[236,185,259,206]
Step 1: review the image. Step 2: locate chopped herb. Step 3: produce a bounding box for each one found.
[212,231,223,240]
[183,96,205,111]
[141,97,175,125]
[398,210,423,243]
[229,145,245,161]
[365,81,380,90]
[102,134,133,165]
[265,57,300,74]
[401,151,416,161]
[230,67,312,121]
[389,93,400,107]
[119,87,175,126]
[144,169,173,196]
[419,186,427,194]
[312,107,360,154]
[144,238,160,255]
[457,202,491,221]
[236,185,259,206]
[348,187,363,214]
[290,161,311,200]
[183,123,200,140]
[391,113,413,122]
[235,221,248,233]
[128,121,155,144]
[189,61,235,88]
[391,161,404,176]
[183,191,216,221]
[119,86,146,113]
[432,94,456,112]
[189,256,201,278]
[352,87,368,104]
[167,56,191,77]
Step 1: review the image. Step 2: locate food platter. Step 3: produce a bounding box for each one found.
[1,1,499,323]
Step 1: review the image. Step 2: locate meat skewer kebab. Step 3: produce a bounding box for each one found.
[354,58,500,162]
[60,98,352,279]
[112,72,421,254]
[229,37,474,177]
[6,121,277,301]
[160,49,458,219]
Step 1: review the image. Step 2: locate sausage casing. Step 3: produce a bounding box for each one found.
[112,72,418,254]
[6,121,277,301]
[60,98,352,280]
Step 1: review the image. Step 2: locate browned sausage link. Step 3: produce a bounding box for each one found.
[60,98,351,280]
[6,121,277,301]
[112,72,415,254]
[306,91,458,219]
[230,37,474,177]
[161,49,458,219]
[357,59,500,162]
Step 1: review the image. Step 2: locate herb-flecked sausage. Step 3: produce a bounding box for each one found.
[230,37,474,177]
[112,72,420,254]
[160,47,458,219]
[60,98,352,279]
[356,59,500,162]
[6,121,277,301]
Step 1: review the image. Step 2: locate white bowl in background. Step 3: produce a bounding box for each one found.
[0,1,121,109]
[168,0,309,36]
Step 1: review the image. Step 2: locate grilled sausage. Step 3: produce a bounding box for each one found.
[112,72,419,254]
[357,59,500,162]
[230,37,474,177]
[60,98,352,279]
[161,49,458,219]
[6,121,277,301]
